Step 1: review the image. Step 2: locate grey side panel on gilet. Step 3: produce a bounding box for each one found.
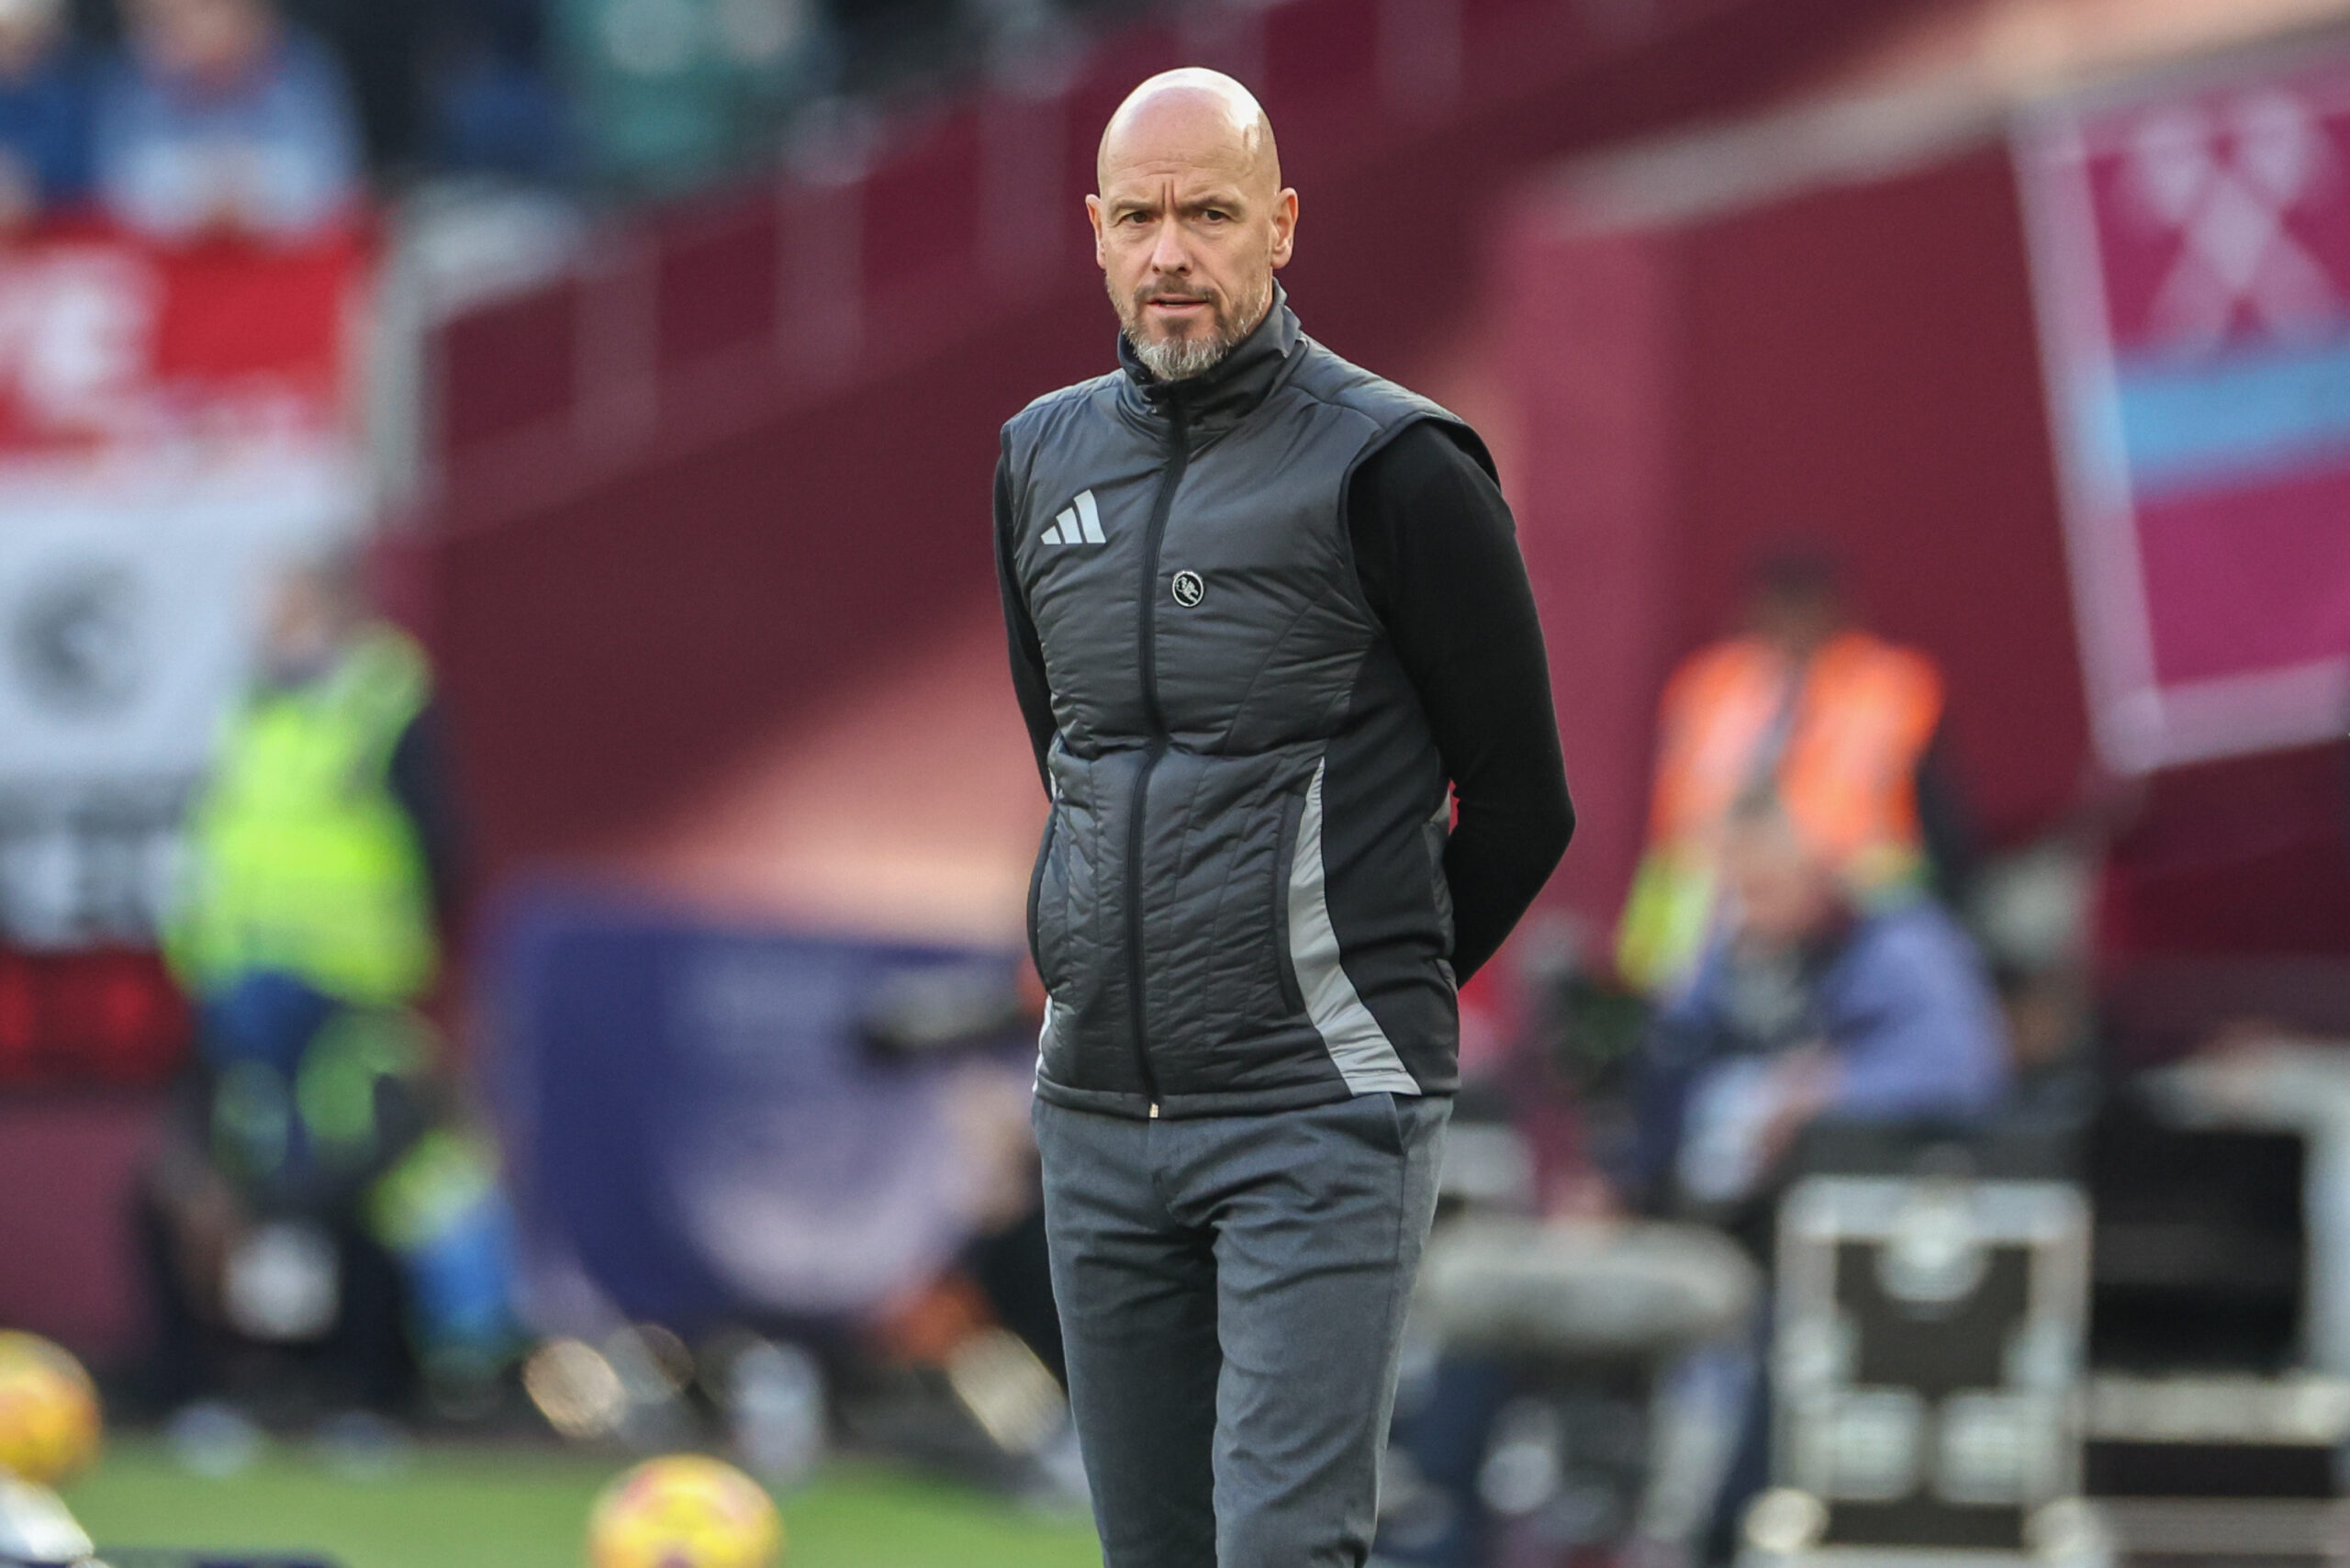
[1005,334,1480,1119]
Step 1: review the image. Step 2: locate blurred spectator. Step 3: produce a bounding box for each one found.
[555,0,834,192]
[0,0,93,230]
[1625,791,2008,1562]
[285,0,569,179]
[168,552,458,1006]
[279,0,431,172]
[825,0,968,94]
[1380,804,2009,1567]
[422,0,571,182]
[141,555,506,1421]
[1996,960,2097,1130]
[1617,550,1969,994]
[95,0,364,242]
[1626,792,2009,1221]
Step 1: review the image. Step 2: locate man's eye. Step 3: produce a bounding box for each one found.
[1201,210,1228,223]
[1121,210,1152,224]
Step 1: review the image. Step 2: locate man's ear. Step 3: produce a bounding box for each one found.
[1270,188,1298,270]
[1086,194,1108,268]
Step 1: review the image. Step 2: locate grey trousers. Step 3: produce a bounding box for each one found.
[1034,1091,1450,1568]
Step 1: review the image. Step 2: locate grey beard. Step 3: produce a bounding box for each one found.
[1128,330,1233,381]
[1120,280,1273,382]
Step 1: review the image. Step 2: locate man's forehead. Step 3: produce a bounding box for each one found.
[1097,71,1278,194]
[1097,155,1255,202]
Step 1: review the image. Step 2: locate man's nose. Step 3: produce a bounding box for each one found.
[1148,216,1191,274]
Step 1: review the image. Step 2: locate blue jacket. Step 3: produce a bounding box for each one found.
[0,50,93,208]
[94,29,362,240]
[1628,900,2010,1204]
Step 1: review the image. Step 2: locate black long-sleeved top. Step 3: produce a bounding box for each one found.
[1000,419,1572,985]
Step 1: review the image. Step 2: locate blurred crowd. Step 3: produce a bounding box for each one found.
[0,0,1161,240]
[0,0,527,241]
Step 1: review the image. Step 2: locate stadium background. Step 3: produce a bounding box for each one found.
[0,0,2346,1560]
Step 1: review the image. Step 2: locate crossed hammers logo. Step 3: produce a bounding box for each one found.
[2126,89,2338,355]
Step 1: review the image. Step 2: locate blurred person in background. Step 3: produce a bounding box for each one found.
[277,0,431,173]
[285,0,572,181]
[140,554,513,1431]
[1382,795,2009,1567]
[1617,550,1969,996]
[1627,790,2009,1227]
[420,0,570,183]
[825,0,968,94]
[0,0,93,231]
[94,0,362,242]
[169,554,458,1006]
[1626,790,2009,1562]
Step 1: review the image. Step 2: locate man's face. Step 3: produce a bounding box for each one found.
[259,567,352,687]
[1748,584,1841,660]
[131,0,273,81]
[1089,89,1296,381]
[0,0,61,76]
[1722,818,1842,950]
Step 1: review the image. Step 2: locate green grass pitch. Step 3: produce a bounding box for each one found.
[64,1439,1102,1568]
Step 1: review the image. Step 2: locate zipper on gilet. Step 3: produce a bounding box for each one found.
[1125,400,1188,1113]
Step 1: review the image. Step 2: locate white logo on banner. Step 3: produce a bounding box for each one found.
[2128,91,2337,353]
[0,458,355,948]
[0,233,364,950]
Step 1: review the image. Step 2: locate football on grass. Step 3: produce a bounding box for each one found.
[587,1454,784,1568]
[0,1332,100,1486]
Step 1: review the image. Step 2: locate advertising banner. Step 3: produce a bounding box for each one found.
[2018,58,2350,773]
[0,229,368,952]
[490,888,1033,1329]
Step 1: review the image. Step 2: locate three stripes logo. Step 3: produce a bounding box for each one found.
[1044,490,1105,546]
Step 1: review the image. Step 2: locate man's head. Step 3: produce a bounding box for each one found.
[1744,547,1845,660]
[127,0,277,84]
[260,552,366,688]
[1090,69,1296,382]
[1719,793,1848,951]
[0,0,63,80]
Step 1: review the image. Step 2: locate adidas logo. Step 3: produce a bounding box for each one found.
[1044,489,1105,545]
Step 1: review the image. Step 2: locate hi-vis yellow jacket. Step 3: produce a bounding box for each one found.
[169,628,437,1008]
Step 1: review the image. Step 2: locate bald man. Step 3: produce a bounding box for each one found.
[995,71,1572,1567]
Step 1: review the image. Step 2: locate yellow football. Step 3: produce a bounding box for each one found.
[586,1454,783,1568]
[0,1332,100,1486]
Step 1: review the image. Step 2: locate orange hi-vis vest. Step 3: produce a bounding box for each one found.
[1616,630,1944,991]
